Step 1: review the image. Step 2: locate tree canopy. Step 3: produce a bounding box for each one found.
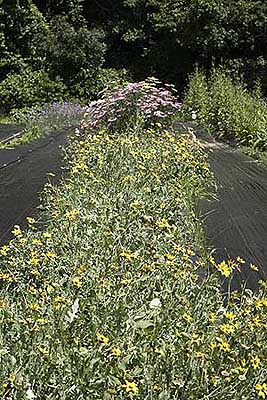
[1,0,267,109]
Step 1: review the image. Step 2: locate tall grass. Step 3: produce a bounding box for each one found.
[183,68,267,149]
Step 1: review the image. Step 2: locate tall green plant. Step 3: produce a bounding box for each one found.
[183,68,267,149]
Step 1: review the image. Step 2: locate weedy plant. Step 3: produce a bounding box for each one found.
[0,80,266,399]
[183,68,267,150]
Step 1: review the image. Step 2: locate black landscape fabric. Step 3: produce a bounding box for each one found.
[0,126,67,244]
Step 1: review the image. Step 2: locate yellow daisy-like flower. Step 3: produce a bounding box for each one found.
[120,251,137,261]
[130,199,144,209]
[38,347,49,358]
[0,299,6,309]
[29,257,39,266]
[255,383,267,398]
[46,252,57,261]
[216,261,232,277]
[164,253,175,261]
[72,277,82,288]
[216,337,230,352]
[182,313,192,323]
[32,239,42,247]
[26,217,36,224]
[255,300,264,309]
[224,311,236,322]
[156,218,170,228]
[122,381,139,394]
[219,323,235,334]
[96,333,109,345]
[0,245,9,256]
[43,232,52,239]
[110,347,121,357]
[208,313,216,323]
[250,263,259,271]
[65,209,79,220]
[12,225,22,237]
[251,355,261,370]
[29,303,41,312]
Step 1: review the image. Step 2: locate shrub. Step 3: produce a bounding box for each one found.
[0,68,67,113]
[183,68,267,149]
[70,68,131,101]
[82,77,182,133]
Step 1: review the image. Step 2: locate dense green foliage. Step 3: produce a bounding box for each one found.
[1,0,267,112]
[0,68,67,112]
[183,68,267,149]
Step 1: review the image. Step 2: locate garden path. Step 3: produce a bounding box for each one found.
[0,124,68,244]
[175,122,267,291]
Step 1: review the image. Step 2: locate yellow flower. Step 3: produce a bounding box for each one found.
[28,286,38,294]
[224,311,236,322]
[26,217,36,224]
[251,355,261,370]
[209,342,217,351]
[53,296,67,309]
[36,318,48,325]
[122,381,139,394]
[209,313,216,323]
[236,256,245,264]
[96,333,109,345]
[156,218,170,228]
[164,253,175,261]
[217,261,232,277]
[32,239,42,247]
[65,209,79,220]
[110,347,121,357]
[250,263,259,271]
[121,278,131,285]
[255,383,267,398]
[12,225,22,237]
[46,252,57,261]
[77,265,87,274]
[0,299,6,309]
[253,316,261,327]
[38,347,49,358]
[43,232,52,239]
[72,277,82,288]
[29,257,39,266]
[216,337,230,352]
[29,303,41,312]
[121,175,136,183]
[255,300,264,309]
[130,199,144,209]
[120,251,137,261]
[0,245,9,256]
[186,249,195,256]
[209,255,216,266]
[219,323,235,334]
[182,313,192,323]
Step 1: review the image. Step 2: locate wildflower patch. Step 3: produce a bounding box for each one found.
[0,82,266,399]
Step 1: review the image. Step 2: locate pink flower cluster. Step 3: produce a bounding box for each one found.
[81,78,181,132]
